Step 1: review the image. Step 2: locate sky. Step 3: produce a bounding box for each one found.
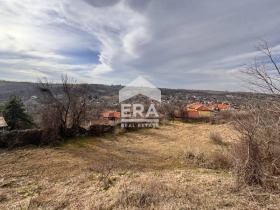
[0,0,280,91]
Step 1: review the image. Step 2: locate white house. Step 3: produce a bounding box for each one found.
[0,117,8,132]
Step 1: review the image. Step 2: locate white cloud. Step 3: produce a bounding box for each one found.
[0,0,280,90]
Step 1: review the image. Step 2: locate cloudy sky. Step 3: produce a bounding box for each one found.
[1,0,280,90]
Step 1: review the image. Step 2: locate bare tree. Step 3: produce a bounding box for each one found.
[242,39,280,95]
[40,105,60,144]
[158,99,186,121]
[233,40,280,188]
[38,74,91,138]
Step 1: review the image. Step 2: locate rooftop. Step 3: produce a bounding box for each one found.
[0,117,8,128]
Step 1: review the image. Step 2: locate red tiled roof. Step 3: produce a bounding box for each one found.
[187,103,211,111]
[109,112,121,118]
[102,112,110,118]
[102,111,121,119]
[210,104,230,109]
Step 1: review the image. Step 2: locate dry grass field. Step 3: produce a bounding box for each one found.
[0,122,279,209]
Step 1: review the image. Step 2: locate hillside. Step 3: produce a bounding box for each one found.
[0,80,249,105]
[0,122,279,209]
[0,81,122,103]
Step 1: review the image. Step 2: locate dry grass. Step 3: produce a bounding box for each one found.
[0,122,279,209]
[209,132,225,145]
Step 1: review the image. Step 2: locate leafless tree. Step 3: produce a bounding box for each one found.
[242,39,280,95]
[233,40,280,188]
[158,99,186,121]
[39,105,60,144]
[38,74,91,138]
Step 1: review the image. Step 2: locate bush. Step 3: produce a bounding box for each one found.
[39,106,60,145]
[185,117,210,123]
[115,178,196,209]
[185,151,206,167]
[208,152,233,170]
[0,129,43,148]
[88,124,117,136]
[209,132,225,145]
[186,150,233,170]
[211,110,233,124]
[231,104,280,190]
[230,137,264,186]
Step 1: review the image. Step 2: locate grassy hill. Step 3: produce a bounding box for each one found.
[0,122,279,209]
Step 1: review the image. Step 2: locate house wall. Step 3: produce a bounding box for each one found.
[187,110,200,118]
[199,111,211,117]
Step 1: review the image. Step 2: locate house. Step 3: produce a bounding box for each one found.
[186,103,212,118]
[88,110,121,127]
[90,118,110,126]
[210,103,231,111]
[101,110,121,121]
[0,117,8,132]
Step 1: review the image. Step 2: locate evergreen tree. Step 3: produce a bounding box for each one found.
[0,95,33,129]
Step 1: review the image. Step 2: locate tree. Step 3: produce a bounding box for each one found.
[242,39,280,95]
[233,40,280,187]
[39,106,61,145]
[0,95,34,130]
[38,74,91,138]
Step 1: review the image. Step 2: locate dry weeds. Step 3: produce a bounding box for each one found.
[0,122,279,209]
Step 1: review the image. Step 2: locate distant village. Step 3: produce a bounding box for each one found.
[0,80,255,132]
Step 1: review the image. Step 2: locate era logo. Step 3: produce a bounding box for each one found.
[121,104,159,118]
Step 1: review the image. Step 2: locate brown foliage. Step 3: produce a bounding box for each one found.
[186,150,233,170]
[39,106,60,145]
[234,39,280,189]
[88,124,117,136]
[38,74,91,138]
[214,110,233,124]
[0,129,43,148]
[231,101,280,189]
[209,132,225,145]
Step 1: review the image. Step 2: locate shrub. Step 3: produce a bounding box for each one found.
[235,40,280,190]
[185,151,206,167]
[39,106,60,145]
[0,129,43,148]
[186,150,233,170]
[207,152,233,170]
[230,137,264,186]
[95,161,117,190]
[209,132,225,145]
[88,124,116,136]
[186,151,233,170]
[115,178,196,209]
[231,104,280,189]
[0,193,7,202]
[212,110,233,124]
